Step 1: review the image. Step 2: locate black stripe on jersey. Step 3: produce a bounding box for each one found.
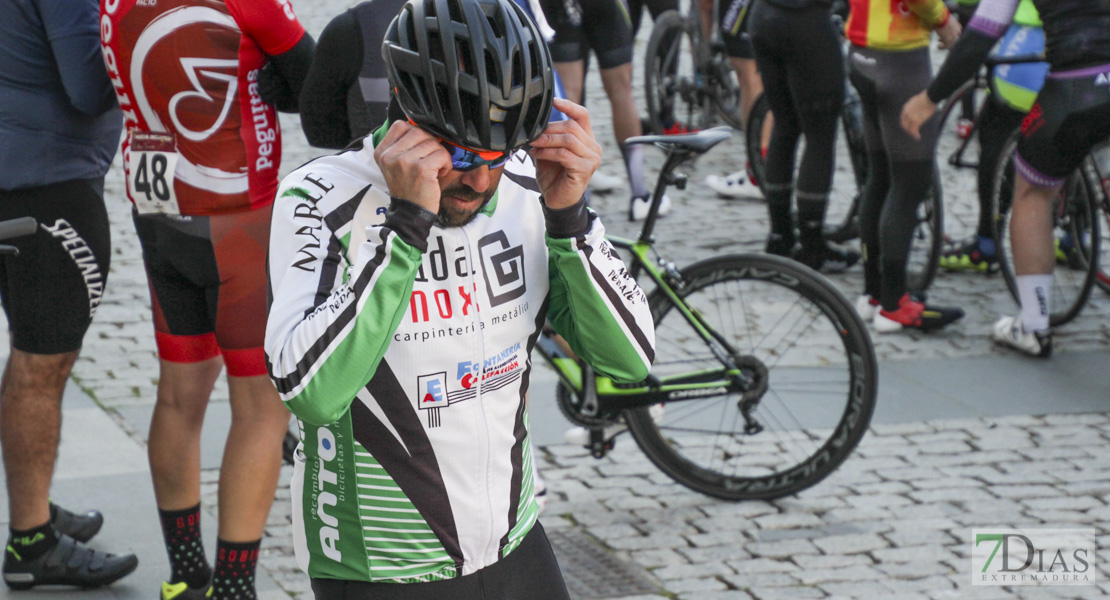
[270,228,393,394]
[503,171,540,194]
[306,186,373,315]
[579,240,656,364]
[500,296,549,554]
[352,361,464,566]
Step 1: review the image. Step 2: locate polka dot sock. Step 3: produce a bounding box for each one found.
[158,504,211,588]
[212,538,260,600]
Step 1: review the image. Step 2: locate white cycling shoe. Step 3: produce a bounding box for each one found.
[705,170,763,200]
[991,315,1053,358]
[589,170,625,194]
[629,194,672,221]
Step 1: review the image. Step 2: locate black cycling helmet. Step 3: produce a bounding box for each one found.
[382,0,554,153]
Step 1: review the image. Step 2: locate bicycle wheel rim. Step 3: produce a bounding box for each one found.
[626,254,877,501]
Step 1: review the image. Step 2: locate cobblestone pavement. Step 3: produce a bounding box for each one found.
[62,1,1110,598]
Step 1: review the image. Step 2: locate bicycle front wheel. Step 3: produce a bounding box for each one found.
[993,132,1100,326]
[625,254,877,501]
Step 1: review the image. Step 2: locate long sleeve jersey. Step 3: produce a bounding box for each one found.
[265,125,655,583]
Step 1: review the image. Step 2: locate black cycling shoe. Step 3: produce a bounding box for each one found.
[795,243,860,273]
[765,233,796,258]
[50,503,103,544]
[3,534,138,590]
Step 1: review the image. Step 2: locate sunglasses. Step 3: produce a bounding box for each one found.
[440,139,512,172]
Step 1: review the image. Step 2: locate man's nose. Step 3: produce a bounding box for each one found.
[459,166,491,192]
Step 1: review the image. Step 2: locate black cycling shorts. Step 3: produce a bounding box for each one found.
[0,178,111,355]
[133,206,271,377]
[310,523,570,600]
[719,0,754,59]
[540,0,634,69]
[1014,63,1110,188]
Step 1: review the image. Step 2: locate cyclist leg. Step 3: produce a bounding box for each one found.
[0,179,110,530]
[1006,72,1110,337]
[136,212,227,593]
[208,206,287,543]
[749,1,800,254]
[540,0,586,103]
[850,56,891,303]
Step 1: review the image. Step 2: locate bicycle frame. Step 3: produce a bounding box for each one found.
[533,144,756,414]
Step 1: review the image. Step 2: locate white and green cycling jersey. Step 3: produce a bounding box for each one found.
[264,124,655,583]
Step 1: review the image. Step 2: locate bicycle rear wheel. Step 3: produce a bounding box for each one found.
[934,81,987,248]
[644,10,716,134]
[993,132,1100,326]
[905,169,943,293]
[625,254,877,501]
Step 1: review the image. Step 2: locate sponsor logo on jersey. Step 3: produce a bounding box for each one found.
[413,343,522,427]
[478,231,526,307]
[42,219,105,318]
[1095,73,1110,87]
[312,426,346,563]
[288,173,335,272]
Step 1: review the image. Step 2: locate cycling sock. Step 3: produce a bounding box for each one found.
[620,143,649,199]
[212,539,260,600]
[159,504,211,588]
[1017,274,1053,333]
[764,182,794,241]
[7,521,57,563]
[796,190,828,248]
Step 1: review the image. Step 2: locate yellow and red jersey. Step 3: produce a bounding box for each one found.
[846,0,951,51]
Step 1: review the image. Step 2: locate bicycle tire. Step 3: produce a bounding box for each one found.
[644,10,716,135]
[1092,164,1110,295]
[624,253,877,501]
[934,81,987,249]
[993,131,1099,326]
[743,92,867,243]
[905,168,943,293]
[744,93,769,191]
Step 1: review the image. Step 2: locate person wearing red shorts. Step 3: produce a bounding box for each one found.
[98,1,314,598]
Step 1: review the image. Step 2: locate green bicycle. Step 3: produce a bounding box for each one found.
[539,127,878,501]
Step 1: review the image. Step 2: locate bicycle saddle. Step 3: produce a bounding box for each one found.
[624,126,732,155]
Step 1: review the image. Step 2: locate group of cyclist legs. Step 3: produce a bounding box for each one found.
[602,0,1110,353]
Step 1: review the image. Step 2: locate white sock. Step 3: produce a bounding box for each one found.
[1016,274,1053,333]
[622,144,647,199]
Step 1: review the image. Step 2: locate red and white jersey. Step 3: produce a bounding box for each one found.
[100,0,306,215]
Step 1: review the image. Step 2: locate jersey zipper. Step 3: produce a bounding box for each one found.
[460,227,498,566]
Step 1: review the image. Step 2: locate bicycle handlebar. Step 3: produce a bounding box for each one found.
[0,217,38,242]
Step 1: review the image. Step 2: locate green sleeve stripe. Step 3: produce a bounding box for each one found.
[546,236,652,382]
[284,234,423,425]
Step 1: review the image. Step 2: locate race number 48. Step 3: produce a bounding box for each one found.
[128,132,181,215]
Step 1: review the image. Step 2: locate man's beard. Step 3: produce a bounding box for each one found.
[436,184,495,227]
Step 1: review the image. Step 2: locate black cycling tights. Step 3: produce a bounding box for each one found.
[859,154,934,310]
[748,0,844,243]
[310,524,570,600]
[976,99,1025,238]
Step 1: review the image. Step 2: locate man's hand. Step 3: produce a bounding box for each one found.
[529,98,602,209]
[901,91,938,141]
[936,17,962,50]
[373,121,452,214]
